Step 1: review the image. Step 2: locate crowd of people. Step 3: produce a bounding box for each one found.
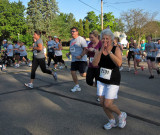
[1,26,160,131]
[126,36,160,78]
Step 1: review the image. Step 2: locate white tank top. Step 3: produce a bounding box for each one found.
[55,42,62,56]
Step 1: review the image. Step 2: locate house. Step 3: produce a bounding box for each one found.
[114,31,128,48]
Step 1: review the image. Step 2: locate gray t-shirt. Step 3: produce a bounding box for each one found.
[70,36,87,62]
[34,38,45,59]
[145,42,157,57]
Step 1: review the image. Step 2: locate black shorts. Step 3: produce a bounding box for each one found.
[128,51,134,61]
[55,56,62,62]
[20,56,29,61]
[15,53,20,56]
[156,57,160,62]
[147,57,155,62]
[71,61,87,73]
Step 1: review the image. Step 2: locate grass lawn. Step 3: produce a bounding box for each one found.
[26,46,70,61]
[26,46,127,61]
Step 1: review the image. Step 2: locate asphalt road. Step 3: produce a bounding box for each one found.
[0,59,159,135]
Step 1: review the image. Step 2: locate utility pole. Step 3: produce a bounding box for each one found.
[101,0,103,30]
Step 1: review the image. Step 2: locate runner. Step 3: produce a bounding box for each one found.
[25,30,57,88]
[47,36,56,68]
[1,41,15,70]
[66,27,88,92]
[145,35,160,79]
[86,30,101,87]
[156,40,160,66]
[54,37,67,69]
[14,41,20,67]
[86,30,102,101]
[92,28,127,130]
[114,37,123,71]
[133,44,144,74]
[17,42,31,67]
[140,40,146,61]
[127,37,135,71]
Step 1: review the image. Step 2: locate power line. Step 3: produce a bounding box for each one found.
[104,0,143,4]
[78,0,101,13]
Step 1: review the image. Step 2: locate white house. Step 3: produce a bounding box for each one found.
[114,31,128,48]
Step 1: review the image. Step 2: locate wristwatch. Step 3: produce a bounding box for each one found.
[108,51,113,55]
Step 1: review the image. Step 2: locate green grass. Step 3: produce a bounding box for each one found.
[26,46,70,60]
[27,46,126,61]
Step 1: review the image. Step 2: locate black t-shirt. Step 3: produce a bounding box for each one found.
[97,46,121,85]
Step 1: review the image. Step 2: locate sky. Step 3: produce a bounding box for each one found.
[9,0,160,21]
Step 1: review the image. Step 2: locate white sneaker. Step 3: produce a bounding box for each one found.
[28,62,32,67]
[53,72,57,81]
[128,68,131,72]
[17,64,20,68]
[58,66,62,69]
[119,67,123,71]
[97,98,100,102]
[24,83,33,89]
[71,85,81,92]
[118,112,127,128]
[104,119,117,130]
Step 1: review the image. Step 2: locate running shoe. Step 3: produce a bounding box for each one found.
[52,68,57,71]
[104,119,117,130]
[141,66,144,71]
[149,75,154,79]
[157,68,160,74]
[24,83,33,89]
[71,85,81,92]
[97,98,100,102]
[134,71,138,74]
[53,72,57,81]
[119,67,123,71]
[118,112,127,128]
[28,62,32,67]
[59,66,63,69]
[128,68,131,72]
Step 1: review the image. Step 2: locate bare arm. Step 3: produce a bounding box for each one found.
[108,47,122,67]
[76,47,88,59]
[34,43,43,51]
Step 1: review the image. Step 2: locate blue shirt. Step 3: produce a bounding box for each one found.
[70,36,87,62]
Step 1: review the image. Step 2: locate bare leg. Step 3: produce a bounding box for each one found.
[71,71,78,85]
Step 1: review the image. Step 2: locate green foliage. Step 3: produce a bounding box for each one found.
[83,19,89,38]
[0,0,27,41]
[84,11,120,33]
[78,19,84,36]
[85,11,99,32]
[50,13,76,41]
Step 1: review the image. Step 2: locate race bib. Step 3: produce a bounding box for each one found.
[33,50,37,56]
[130,48,133,51]
[90,57,94,63]
[142,47,144,50]
[99,67,112,80]
[70,47,75,52]
[148,52,152,56]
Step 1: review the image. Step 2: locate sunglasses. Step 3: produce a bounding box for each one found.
[71,31,77,33]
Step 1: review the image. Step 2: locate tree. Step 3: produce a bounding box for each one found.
[85,11,99,32]
[78,19,84,36]
[121,9,157,44]
[50,13,76,41]
[83,19,89,38]
[27,0,59,33]
[0,0,27,42]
